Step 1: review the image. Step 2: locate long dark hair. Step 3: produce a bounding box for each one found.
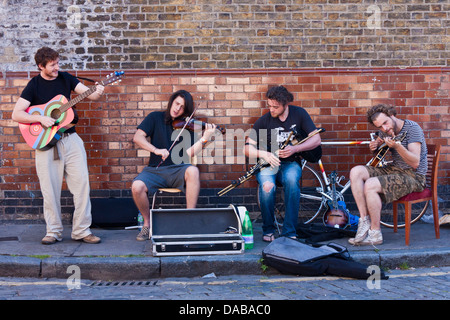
[164,90,195,123]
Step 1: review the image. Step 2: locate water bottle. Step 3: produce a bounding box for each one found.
[137,211,144,230]
[242,210,254,250]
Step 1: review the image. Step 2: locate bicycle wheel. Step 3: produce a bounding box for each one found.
[380,200,429,228]
[298,163,326,224]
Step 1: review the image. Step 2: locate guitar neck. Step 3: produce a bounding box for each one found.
[58,86,97,113]
[332,185,338,208]
[368,131,407,167]
[331,173,338,209]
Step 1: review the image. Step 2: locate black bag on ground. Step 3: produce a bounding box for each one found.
[91,197,138,228]
[296,223,357,243]
[262,237,388,280]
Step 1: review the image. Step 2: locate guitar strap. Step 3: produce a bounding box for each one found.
[76,76,96,83]
[50,77,91,160]
[53,145,60,161]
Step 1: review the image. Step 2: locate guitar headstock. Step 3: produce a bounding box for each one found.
[396,130,407,141]
[101,71,125,86]
[329,170,337,183]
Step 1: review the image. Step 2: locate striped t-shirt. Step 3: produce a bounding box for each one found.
[378,119,427,176]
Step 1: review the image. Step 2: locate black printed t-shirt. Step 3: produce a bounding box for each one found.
[137,111,195,167]
[20,71,80,134]
[250,105,318,163]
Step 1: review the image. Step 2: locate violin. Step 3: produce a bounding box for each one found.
[172,118,226,134]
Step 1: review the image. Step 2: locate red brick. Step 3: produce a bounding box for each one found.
[1,68,448,221]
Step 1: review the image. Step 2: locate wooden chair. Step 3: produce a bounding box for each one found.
[392,144,441,246]
[150,155,195,210]
[151,188,182,210]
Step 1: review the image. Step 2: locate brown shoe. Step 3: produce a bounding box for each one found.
[42,236,58,245]
[79,234,101,244]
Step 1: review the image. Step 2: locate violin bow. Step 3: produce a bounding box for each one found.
[156,104,199,169]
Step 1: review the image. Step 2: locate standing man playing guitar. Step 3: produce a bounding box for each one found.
[244,86,322,242]
[349,104,428,246]
[12,47,104,245]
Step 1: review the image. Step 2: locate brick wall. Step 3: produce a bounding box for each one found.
[0,0,449,221]
[1,0,449,71]
[0,67,449,222]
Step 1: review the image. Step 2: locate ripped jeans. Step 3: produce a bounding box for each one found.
[256,161,302,238]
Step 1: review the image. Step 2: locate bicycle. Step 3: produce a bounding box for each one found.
[256,136,430,230]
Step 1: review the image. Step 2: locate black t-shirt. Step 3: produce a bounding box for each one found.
[250,105,318,163]
[137,111,195,167]
[20,71,80,133]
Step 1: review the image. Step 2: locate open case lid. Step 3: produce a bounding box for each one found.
[150,205,243,237]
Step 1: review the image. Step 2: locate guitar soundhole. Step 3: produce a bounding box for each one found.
[50,109,62,120]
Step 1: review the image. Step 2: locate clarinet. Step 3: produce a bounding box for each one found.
[218,128,324,196]
[217,157,269,197]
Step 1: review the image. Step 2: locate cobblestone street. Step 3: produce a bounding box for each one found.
[1,266,448,302]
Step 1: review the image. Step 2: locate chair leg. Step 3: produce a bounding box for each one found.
[405,202,411,246]
[432,198,440,239]
[393,202,398,233]
[152,192,157,210]
[274,211,281,235]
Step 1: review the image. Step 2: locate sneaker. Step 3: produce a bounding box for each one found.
[79,234,101,244]
[348,215,371,245]
[357,229,383,246]
[136,226,150,241]
[439,214,450,226]
[42,236,59,245]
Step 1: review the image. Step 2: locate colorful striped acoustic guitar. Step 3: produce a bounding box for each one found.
[19,71,124,150]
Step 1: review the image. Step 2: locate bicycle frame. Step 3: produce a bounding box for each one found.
[293,140,368,226]
[316,140,371,200]
[300,138,427,228]
[258,135,428,229]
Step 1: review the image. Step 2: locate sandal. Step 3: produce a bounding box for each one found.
[263,233,275,242]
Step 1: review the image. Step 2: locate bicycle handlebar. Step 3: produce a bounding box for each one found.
[321,141,370,145]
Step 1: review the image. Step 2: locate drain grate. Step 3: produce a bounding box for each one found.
[90,280,156,287]
[0,237,19,242]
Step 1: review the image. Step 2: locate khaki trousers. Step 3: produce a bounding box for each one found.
[35,133,92,240]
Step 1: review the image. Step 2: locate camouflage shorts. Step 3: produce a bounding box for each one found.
[365,165,426,204]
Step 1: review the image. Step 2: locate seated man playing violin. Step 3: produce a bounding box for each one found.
[131,90,216,241]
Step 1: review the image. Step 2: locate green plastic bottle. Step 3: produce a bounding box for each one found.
[242,211,254,250]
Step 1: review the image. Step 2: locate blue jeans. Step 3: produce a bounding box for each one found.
[256,161,302,238]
